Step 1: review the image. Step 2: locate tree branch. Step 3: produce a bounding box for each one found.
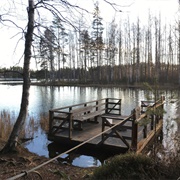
[103,0,122,12]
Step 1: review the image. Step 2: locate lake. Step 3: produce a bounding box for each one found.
[0,84,179,167]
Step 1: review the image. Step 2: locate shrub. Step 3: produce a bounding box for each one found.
[91,153,159,180]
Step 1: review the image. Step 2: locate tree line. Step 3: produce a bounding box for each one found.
[30,3,180,85]
[1,3,179,85]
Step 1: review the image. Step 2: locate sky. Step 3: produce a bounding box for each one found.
[0,0,179,69]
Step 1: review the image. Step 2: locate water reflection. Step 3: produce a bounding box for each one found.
[48,143,103,167]
[0,84,179,167]
[47,142,121,167]
[163,93,180,157]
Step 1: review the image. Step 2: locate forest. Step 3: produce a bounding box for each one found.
[0,1,180,179]
[0,2,180,85]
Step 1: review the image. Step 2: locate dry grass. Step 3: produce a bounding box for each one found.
[0,110,15,141]
[0,110,49,143]
[39,113,49,132]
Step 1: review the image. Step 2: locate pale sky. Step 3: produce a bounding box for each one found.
[0,0,179,69]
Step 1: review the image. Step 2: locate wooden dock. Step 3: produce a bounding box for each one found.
[48,97,165,155]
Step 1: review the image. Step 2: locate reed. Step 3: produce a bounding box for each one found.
[0,110,49,143]
[39,113,49,132]
[0,110,15,141]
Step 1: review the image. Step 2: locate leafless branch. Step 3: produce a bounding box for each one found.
[13,53,24,67]
[35,3,76,30]
[0,16,24,32]
[102,0,122,12]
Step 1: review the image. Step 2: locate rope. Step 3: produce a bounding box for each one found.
[7,115,132,180]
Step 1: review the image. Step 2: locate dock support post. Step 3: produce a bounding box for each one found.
[150,115,154,130]
[105,98,108,114]
[49,110,53,135]
[101,117,105,142]
[119,99,121,115]
[131,109,138,152]
[143,125,147,138]
[68,113,73,139]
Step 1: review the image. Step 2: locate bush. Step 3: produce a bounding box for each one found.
[91,153,163,180]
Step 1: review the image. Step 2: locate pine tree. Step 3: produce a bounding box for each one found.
[91,1,104,82]
[40,27,56,81]
[52,17,69,81]
[80,30,91,82]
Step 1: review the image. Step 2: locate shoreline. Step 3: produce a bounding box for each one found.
[1,81,180,90]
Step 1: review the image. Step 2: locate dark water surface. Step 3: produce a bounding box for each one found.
[0,85,179,167]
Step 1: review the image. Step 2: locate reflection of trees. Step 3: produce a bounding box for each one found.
[48,142,104,167]
[37,86,56,114]
[57,153,80,165]
[163,91,180,158]
[176,92,180,131]
[93,157,99,166]
[39,113,49,132]
[164,118,178,152]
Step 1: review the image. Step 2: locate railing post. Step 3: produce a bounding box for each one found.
[119,99,121,115]
[131,109,138,152]
[150,115,154,130]
[96,100,99,111]
[160,96,164,120]
[143,125,147,138]
[101,117,105,141]
[105,98,108,114]
[49,110,53,135]
[69,113,73,139]
[84,103,87,115]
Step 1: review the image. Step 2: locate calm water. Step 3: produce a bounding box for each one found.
[0,84,179,167]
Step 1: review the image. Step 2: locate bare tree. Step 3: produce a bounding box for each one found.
[91,2,104,82]
[105,18,118,82]
[0,0,122,153]
[178,1,180,85]
[1,0,34,153]
[154,15,162,81]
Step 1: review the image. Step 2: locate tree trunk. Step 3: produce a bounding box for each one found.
[1,0,34,153]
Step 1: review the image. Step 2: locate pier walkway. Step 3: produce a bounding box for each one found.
[48,97,165,154]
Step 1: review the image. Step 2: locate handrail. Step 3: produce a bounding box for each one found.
[136,101,164,123]
[106,99,121,114]
[50,98,120,111]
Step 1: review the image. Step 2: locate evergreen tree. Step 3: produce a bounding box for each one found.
[52,17,69,81]
[80,30,91,82]
[40,27,56,81]
[91,1,104,82]
[105,18,118,82]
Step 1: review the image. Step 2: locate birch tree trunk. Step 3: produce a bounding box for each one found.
[1,0,34,153]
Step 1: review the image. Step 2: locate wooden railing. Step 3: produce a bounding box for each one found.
[100,96,165,153]
[133,96,165,152]
[49,98,121,139]
[49,96,165,153]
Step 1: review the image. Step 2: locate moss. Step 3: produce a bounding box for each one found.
[91,153,159,180]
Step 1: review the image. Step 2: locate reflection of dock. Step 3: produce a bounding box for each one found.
[48,97,165,155]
